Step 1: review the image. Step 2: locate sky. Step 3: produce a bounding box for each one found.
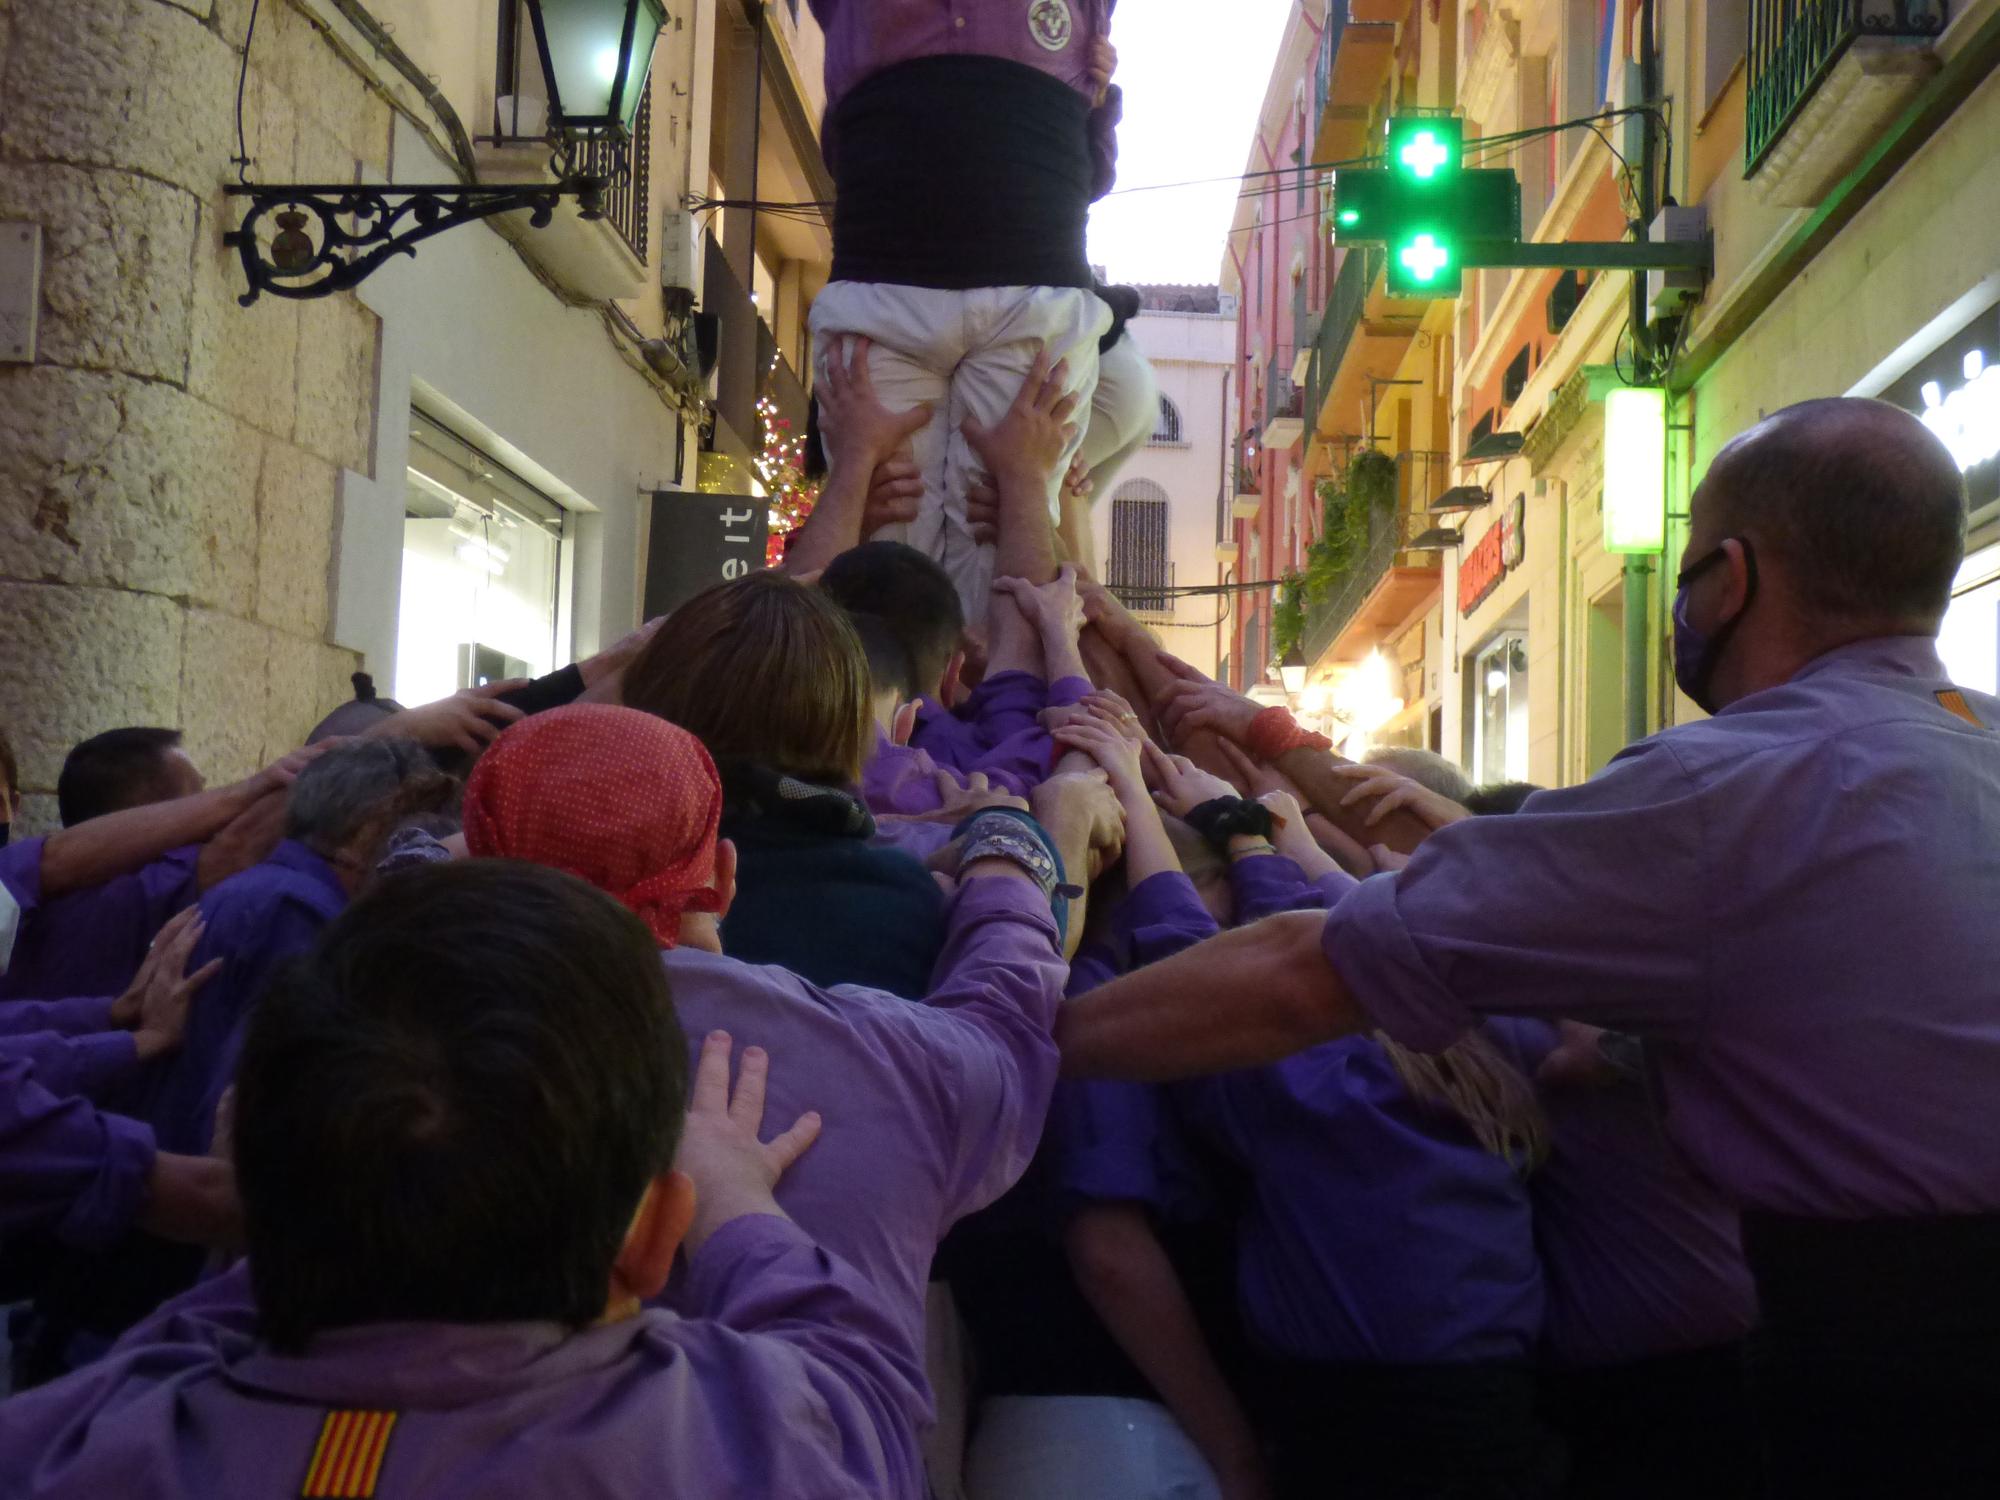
[1086,0,1298,287]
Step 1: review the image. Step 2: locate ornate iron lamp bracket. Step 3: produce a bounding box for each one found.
[221,174,608,305]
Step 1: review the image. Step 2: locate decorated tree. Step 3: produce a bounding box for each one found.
[755,393,820,567]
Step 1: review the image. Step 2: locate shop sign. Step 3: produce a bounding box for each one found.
[1882,301,2000,510]
[1458,493,1525,616]
[643,490,769,618]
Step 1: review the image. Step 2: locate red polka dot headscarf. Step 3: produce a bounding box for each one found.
[463,704,724,947]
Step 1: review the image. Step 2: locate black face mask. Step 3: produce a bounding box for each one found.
[1672,539,1759,714]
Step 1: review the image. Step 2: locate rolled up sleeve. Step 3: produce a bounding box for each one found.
[1322,741,1714,1051]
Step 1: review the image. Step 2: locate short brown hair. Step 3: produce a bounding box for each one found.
[622,573,873,786]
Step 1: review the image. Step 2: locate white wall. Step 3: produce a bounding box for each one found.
[1091,310,1237,678]
[339,115,686,682]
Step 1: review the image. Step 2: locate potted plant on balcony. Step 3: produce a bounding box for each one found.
[1273,574,1307,659]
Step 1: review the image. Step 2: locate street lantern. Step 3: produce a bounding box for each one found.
[223,0,666,304]
[1279,645,1308,696]
[526,0,669,138]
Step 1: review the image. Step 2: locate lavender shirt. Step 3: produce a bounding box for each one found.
[1326,637,2000,1218]
[0,1052,155,1251]
[813,0,1112,110]
[0,1028,138,1102]
[0,841,199,1002]
[1487,1018,1757,1368]
[138,841,347,1155]
[903,671,1090,793]
[658,877,1067,1357]
[1052,872,1220,1220]
[0,1215,929,1500]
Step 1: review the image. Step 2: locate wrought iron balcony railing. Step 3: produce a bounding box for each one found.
[1266,356,1304,425]
[1746,0,1947,172]
[1299,505,1439,664]
[1305,247,1378,431]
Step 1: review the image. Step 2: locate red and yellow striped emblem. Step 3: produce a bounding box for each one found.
[300,1409,398,1499]
[1937,689,1984,728]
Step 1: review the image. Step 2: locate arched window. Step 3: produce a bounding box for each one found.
[1148,395,1186,447]
[1107,479,1172,613]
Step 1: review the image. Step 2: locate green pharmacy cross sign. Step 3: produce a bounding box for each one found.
[1331,115,1710,298]
[1333,119,1521,296]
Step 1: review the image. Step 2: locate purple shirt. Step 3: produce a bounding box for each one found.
[0,841,199,1002]
[1325,637,2000,1218]
[1227,852,1358,924]
[657,876,1066,1356]
[1173,1036,1544,1366]
[1487,1018,1756,1368]
[904,671,1090,794]
[138,841,347,1155]
[0,1029,139,1102]
[0,1215,930,1500]
[1051,873,1218,1222]
[0,1052,155,1250]
[814,0,1111,111]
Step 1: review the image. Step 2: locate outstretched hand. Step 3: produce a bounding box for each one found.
[1142,742,1241,820]
[1153,653,1264,748]
[819,335,934,478]
[963,346,1081,492]
[676,1030,823,1253]
[1329,764,1471,834]
[116,907,224,1060]
[369,681,527,756]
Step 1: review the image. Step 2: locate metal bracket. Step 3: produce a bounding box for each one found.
[221,177,608,305]
[1459,235,1714,274]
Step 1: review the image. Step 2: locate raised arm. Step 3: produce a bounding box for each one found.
[967,347,1077,588]
[782,335,934,578]
[39,748,318,899]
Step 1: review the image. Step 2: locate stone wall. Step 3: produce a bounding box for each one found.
[0,0,386,831]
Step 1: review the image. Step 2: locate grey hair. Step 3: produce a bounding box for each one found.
[1698,397,1965,626]
[1362,746,1473,806]
[284,739,453,859]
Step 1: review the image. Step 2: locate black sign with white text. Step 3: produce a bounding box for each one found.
[643,490,768,619]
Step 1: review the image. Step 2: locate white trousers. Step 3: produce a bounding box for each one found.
[810,282,1112,616]
[965,1395,1225,1500]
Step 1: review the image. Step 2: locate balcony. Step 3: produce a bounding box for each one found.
[1232,434,1262,519]
[1300,503,1445,666]
[1746,0,1946,202]
[1264,356,1306,451]
[579,80,653,264]
[1312,7,1398,166]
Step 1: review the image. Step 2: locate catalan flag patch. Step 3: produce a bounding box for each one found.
[300,1409,398,1499]
[1937,689,1985,728]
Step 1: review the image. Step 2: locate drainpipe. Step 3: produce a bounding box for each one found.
[1623,0,1658,745]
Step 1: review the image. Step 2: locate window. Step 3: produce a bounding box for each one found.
[1149,395,1186,447]
[1107,479,1172,612]
[397,413,566,707]
[1470,631,1531,783]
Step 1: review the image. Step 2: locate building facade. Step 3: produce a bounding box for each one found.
[0,0,831,830]
[1230,0,2000,787]
[1089,286,1238,681]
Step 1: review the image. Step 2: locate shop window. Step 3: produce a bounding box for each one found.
[397,413,566,707]
[1939,544,2000,699]
[1470,631,1531,784]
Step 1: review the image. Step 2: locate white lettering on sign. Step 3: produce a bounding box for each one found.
[1919,349,2000,473]
[722,558,748,579]
[721,506,755,547]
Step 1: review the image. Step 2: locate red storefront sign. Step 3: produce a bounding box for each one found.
[1458,494,1524,616]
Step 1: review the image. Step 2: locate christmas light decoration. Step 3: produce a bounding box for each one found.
[754,375,820,567]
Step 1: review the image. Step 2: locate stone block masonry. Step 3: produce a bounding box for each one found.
[0,0,391,831]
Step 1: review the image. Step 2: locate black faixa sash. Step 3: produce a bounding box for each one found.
[825,55,1093,292]
[1741,1210,2000,1498]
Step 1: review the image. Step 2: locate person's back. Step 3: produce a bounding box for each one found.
[0,863,927,1499]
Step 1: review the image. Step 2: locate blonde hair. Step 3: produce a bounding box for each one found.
[1377,1030,1548,1174]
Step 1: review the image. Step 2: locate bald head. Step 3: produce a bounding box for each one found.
[1693,397,1966,629]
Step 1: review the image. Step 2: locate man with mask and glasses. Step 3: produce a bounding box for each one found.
[1055,397,2000,1496]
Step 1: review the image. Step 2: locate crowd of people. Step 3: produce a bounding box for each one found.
[0,355,1994,1499]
